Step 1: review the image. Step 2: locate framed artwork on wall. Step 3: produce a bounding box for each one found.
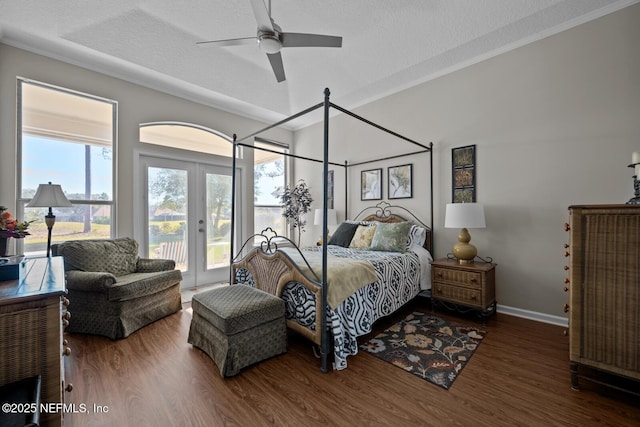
[388,164,413,199]
[452,145,476,203]
[361,168,382,200]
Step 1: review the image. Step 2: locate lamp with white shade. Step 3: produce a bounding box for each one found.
[444,203,486,264]
[314,208,337,245]
[26,182,73,257]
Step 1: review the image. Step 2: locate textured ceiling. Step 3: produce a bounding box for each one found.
[0,0,637,129]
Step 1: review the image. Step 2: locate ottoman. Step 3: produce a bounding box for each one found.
[188,284,287,377]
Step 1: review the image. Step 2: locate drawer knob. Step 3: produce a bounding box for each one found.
[564,278,570,284]
[62,319,69,328]
[65,383,73,392]
[470,278,478,283]
[62,297,70,307]
[564,223,571,231]
[563,286,569,293]
[564,243,569,249]
[564,265,569,271]
[63,339,68,346]
[63,311,71,320]
[563,303,569,313]
[63,346,72,356]
[470,295,477,301]
[564,251,570,257]
[563,330,568,336]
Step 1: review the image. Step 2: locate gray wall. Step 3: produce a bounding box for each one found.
[294,4,640,322]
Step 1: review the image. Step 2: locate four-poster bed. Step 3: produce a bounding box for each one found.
[229,88,433,371]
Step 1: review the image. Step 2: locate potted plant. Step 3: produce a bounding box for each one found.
[280,180,313,246]
[0,206,33,257]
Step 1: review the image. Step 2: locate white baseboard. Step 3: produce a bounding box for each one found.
[497,304,568,327]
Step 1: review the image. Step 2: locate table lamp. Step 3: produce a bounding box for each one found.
[26,182,73,257]
[314,208,337,245]
[444,203,485,264]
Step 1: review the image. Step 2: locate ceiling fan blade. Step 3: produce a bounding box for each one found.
[266,52,286,82]
[249,0,275,33]
[196,37,256,48]
[281,33,342,48]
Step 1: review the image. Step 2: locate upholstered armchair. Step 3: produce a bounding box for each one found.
[52,237,182,339]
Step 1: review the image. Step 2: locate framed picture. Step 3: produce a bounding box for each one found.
[452,145,476,203]
[388,164,413,199]
[361,168,382,200]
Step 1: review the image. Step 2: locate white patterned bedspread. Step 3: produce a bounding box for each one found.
[292,245,432,370]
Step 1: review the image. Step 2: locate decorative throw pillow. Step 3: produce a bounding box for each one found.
[406,224,427,249]
[328,222,359,247]
[370,221,412,252]
[349,225,377,249]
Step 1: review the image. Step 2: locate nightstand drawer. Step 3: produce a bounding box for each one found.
[432,283,482,307]
[433,268,482,289]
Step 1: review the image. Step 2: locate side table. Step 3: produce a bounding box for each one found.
[430,258,497,321]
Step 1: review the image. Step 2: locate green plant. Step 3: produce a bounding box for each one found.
[280,180,313,245]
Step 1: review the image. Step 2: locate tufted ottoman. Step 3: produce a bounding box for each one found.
[188,284,287,377]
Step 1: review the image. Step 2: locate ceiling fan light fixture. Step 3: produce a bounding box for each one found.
[258,33,282,54]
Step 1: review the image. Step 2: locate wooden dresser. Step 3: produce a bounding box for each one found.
[430,258,497,321]
[565,205,640,391]
[0,256,70,426]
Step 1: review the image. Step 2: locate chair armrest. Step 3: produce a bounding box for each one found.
[136,258,176,273]
[65,270,117,292]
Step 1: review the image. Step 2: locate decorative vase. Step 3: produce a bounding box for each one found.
[0,237,8,257]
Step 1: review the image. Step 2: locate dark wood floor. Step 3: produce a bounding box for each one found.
[62,298,640,427]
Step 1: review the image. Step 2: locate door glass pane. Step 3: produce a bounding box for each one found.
[148,167,188,271]
[206,172,232,269]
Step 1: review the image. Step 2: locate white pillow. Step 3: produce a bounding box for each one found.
[406,224,427,249]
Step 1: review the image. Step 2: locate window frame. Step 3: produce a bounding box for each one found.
[253,137,289,240]
[16,78,118,253]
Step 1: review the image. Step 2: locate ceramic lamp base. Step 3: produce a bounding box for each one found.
[452,227,477,264]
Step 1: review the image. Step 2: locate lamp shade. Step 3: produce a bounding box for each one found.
[444,203,485,229]
[314,208,337,226]
[26,182,73,208]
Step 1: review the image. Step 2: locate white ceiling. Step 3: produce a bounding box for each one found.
[0,0,637,129]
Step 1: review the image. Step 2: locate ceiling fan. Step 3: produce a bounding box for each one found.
[197,0,342,82]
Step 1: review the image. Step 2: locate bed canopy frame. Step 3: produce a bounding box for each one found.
[230,88,433,371]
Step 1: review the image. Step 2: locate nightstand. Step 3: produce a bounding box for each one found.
[430,258,497,321]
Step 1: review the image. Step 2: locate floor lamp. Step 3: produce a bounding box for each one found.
[26,182,73,257]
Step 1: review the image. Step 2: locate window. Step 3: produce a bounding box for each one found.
[18,79,116,255]
[253,138,287,241]
[140,123,232,157]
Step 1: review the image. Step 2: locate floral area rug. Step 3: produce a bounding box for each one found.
[359,312,486,389]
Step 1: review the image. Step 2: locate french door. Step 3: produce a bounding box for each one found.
[141,156,234,288]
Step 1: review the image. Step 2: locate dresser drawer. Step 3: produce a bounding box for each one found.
[432,283,482,307]
[432,267,482,289]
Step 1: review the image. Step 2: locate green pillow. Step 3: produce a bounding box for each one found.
[369,222,412,252]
